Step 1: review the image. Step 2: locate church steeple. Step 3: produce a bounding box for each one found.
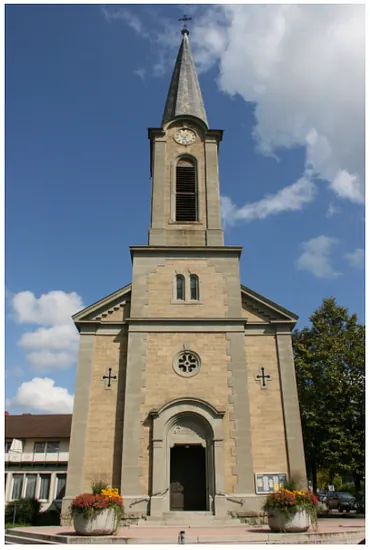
[162,30,208,129]
[148,29,224,247]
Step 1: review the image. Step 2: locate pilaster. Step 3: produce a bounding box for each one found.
[121,332,148,496]
[204,139,224,246]
[275,329,307,486]
[62,333,95,521]
[226,332,255,493]
[149,137,166,241]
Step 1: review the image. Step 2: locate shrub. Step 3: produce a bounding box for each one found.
[282,478,299,492]
[5,498,41,525]
[91,480,108,495]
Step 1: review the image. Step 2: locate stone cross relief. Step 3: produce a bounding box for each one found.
[255,367,271,389]
[101,367,118,390]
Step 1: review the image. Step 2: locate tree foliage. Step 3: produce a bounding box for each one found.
[293,297,365,492]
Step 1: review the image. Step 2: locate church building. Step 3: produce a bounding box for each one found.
[62,29,306,520]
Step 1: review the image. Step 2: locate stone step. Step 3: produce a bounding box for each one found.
[137,514,243,527]
[5,534,59,545]
[137,521,242,527]
[6,530,67,544]
[163,511,213,516]
[3,528,366,546]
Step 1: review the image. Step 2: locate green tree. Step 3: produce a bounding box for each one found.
[293,298,365,493]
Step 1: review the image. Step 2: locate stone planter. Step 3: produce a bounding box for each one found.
[73,508,118,535]
[267,508,310,533]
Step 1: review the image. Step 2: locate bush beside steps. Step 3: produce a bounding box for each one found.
[5,498,61,527]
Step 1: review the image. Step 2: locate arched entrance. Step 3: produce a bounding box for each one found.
[149,398,226,516]
[168,413,210,511]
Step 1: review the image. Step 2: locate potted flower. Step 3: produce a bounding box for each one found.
[71,485,123,536]
[263,485,318,533]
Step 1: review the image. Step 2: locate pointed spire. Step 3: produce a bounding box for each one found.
[162,30,208,128]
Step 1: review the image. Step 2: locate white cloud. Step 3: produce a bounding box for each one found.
[7,378,74,414]
[326,203,341,218]
[26,351,77,370]
[221,176,316,225]
[101,6,148,37]
[344,248,364,269]
[330,170,364,204]
[103,6,364,217]
[296,235,341,279]
[18,324,79,351]
[11,290,83,326]
[10,290,83,372]
[134,68,146,81]
[191,5,364,206]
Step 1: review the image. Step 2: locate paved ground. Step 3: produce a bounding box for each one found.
[12,517,365,539]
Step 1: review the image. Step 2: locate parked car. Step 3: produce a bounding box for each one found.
[325,492,357,512]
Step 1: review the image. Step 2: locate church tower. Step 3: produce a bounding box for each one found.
[62,29,306,522]
[148,28,224,248]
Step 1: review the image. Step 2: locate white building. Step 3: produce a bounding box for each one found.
[5,413,71,511]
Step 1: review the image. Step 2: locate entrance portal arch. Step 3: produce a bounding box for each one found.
[149,398,226,516]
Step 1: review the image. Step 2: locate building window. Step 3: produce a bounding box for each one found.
[25,474,37,499]
[173,350,201,378]
[46,442,60,453]
[39,474,51,501]
[176,158,197,221]
[190,274,199,300]
[34,441,60,453]
[34,442,44,453]
[11,474,23,500]
[5,440,12,453]
[176,275,185,300]
[9,473,54,502]
[55,474,67,501]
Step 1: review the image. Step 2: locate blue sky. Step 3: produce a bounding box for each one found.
[5,5,365,414]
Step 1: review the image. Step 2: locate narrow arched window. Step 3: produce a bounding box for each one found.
[176,275,185,300]
[176,158,197,221]
[190,274,199,301]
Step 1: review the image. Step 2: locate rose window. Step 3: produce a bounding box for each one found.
[173,351,201,378]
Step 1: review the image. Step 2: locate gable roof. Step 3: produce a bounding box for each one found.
[72,283,132,323]
[241,284,298,322]
[5,414,72,439]
[72,281,297,326]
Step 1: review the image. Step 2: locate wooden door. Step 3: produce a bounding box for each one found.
[170,445,207,511]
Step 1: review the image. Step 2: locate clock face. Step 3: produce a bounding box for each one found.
[174,128,196,145]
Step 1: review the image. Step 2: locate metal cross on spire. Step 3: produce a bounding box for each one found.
[178,14,192,34]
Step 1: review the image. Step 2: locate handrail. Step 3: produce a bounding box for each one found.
[216,491,244,505]
[152,487,169,497]
[129,488,169,508]
[129,496,150,507]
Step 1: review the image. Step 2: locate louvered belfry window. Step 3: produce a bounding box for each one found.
[176,158,197,221]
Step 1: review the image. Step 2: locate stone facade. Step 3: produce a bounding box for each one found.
[63,279,306,519]
[62,30,307,522]
[139,331,236,495]
[246,334,288,474]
